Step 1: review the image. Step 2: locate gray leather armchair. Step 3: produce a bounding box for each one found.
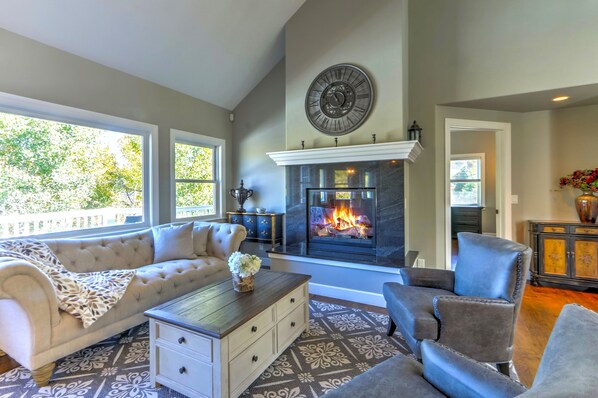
[324,304,598,397]
[384,232,531,374]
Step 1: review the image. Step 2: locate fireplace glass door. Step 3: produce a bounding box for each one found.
[307,188,376,255]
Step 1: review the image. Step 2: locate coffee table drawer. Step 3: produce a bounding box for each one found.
[229,305,275,358]
[157,345,212,397]
[156,322,212,361]
[276,283,307,319]
[229,327,276,392]
[277,303,306,352]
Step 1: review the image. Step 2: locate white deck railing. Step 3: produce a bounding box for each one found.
[0,205,213,238]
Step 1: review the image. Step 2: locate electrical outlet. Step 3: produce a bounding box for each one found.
[417,258,425,268]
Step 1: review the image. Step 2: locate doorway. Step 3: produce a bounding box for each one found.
[444,119,512,270]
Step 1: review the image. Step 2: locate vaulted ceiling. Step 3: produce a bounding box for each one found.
[0,0,305,110]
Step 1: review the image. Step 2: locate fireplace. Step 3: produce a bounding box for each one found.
[282,160,405,266]
[307,188,376,255]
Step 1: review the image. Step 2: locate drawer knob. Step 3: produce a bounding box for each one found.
[290,298,295,304]
[178,337,186,344]
[179,366,186,374]
[251,325,258,333]
[291,321,296,327]
[252,355,259,363]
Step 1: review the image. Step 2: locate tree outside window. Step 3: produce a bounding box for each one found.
[0,111,145,237]
[450,155,484,206]
[174,142,217,218]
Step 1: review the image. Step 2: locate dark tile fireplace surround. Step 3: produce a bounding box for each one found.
[271,160,406,267]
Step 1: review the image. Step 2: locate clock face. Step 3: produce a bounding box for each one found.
[305,64,374,136]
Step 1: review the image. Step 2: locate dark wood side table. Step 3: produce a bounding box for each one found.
[227,212,283,249]
[529,220,598,289]
[451,206,483,238]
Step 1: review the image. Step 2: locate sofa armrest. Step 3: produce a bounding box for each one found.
[0,258,61,363]
[422,340,527,398]
[207,222,247,260]
[399,268,455,291]
[433,295,515,362]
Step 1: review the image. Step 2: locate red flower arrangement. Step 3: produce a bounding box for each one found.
[559,168,598,192]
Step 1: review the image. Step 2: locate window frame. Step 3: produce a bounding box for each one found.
[450,153,486,207]
[0,91,159,239]
[170,129,225,221]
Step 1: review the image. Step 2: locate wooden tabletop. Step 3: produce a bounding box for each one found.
[144,270,311,338]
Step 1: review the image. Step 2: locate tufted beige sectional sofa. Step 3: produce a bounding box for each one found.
[0,221,246,386]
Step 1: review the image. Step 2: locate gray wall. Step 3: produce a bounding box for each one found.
[285,0,408,149]
[409,0,598,266]
[232,59,286,213]
[0,28,233,224]
[512,104,598,243]
[451,130,497,234]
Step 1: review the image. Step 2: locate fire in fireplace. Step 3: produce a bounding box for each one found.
[307,188,376,255]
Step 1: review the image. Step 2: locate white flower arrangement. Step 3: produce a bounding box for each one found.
[228,251,262,277]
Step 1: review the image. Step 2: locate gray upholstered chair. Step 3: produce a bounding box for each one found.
[384,232,532,374]
[324,304,598,397]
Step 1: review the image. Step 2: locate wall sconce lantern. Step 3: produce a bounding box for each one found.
[408,120,422,144]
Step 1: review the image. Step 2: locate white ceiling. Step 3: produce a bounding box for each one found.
[444,84,598,113]
[0,0,305,110]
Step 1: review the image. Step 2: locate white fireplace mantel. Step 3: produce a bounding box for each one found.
[266,140,422,166]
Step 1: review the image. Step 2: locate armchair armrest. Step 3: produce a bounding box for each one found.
[0,258,61,365]
[433,296,515,362]
[421,340,527,398]
[399,268,455,291]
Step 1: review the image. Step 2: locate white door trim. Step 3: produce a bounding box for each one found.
[444,118,512,270]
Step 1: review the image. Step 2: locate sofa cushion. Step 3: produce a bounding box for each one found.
[324,353,446,398]
[153,222,195,263]
[193,223,211,256]
[46,229,154,272]
[384,282,455,340]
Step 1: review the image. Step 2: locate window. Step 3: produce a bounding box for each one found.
[171,129,224,220]
[0,91,158,239]
[450,154,485,206]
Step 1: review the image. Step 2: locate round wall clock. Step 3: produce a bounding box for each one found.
[305,63,374,136]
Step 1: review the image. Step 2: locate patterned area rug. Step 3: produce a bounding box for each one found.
[0,300,413,398]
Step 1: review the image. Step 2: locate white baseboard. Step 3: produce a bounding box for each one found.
[309,282,386,308]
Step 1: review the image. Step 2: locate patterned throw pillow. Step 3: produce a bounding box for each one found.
[153,222,196,263]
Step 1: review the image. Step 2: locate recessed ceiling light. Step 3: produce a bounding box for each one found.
[552,96,570,102]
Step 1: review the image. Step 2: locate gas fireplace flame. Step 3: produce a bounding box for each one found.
[329,206,359,230]
[314,204,372,240]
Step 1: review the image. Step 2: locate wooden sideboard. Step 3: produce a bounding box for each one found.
[451,206,483,238]
[529,220,598,289]
[227,212,283,249]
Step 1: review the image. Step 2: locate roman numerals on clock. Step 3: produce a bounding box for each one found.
[305,64,374,136]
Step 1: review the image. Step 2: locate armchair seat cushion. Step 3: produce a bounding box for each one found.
[383,282,455,340]
[324,353,446,398]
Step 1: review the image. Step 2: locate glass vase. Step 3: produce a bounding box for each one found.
[232,273,255,292]
[575,190,598,224]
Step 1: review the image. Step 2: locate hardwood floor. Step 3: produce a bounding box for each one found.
[0,354,18,375]
[2,286,597,388]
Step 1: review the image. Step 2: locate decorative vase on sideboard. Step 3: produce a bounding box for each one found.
[575,190,598,224]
